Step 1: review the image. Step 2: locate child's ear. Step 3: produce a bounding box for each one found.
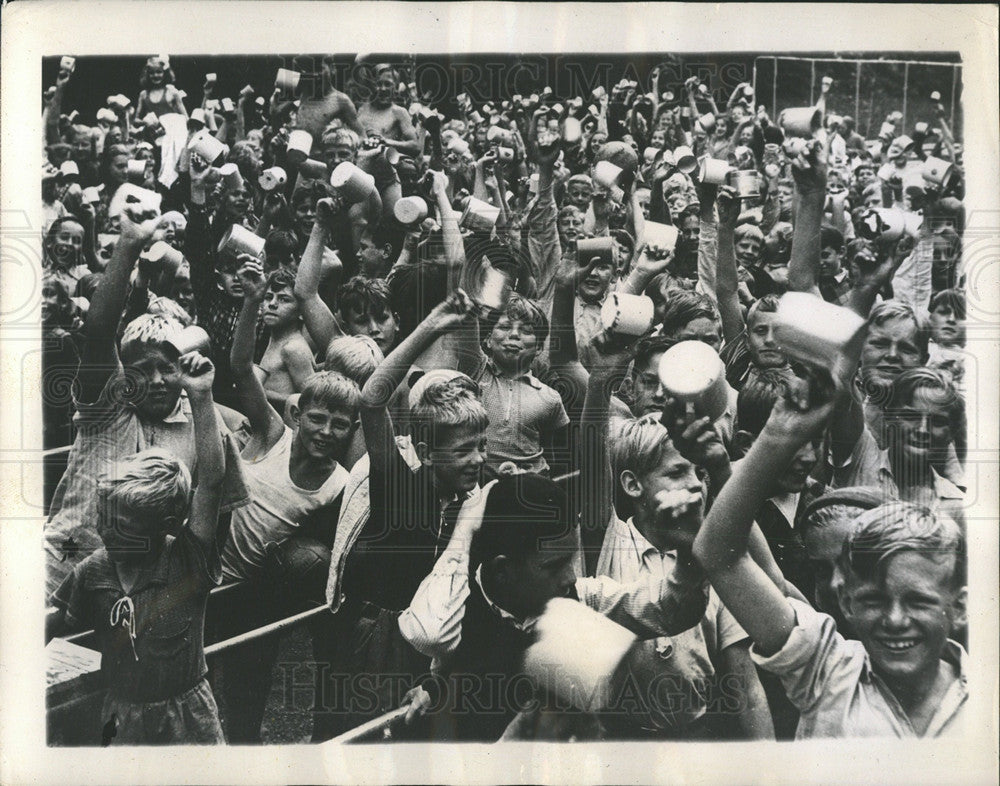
[619,469,643,500]
[731,430,755,459]
[288,399,301,422]
[416,440,432,466]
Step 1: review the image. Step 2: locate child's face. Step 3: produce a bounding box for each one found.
[487,316,539,371]
[223,184,251,219]
[635,443,704,530]
[48,221,85,267]
[853,166,876,188]
[777,183,794,214]
[125,345,183,421]
[803,511,858,619]
[929,302,965,347]
[295,403,354,462]
[72,133,94,163]
[819,245,844,277]
[774,440,820,493]
[171,276,195,317]
[41,283,65,327]
[842,550,964,686]
[97,498,167,564]
[746,310,786,369]
[147,65,165,86]
[262,284,299,329]
[342,306,398,355]
[884,385,953,465]
[670,316,722,353]
[576,258,615,303]
[357,235,388,278]
[425,421,487,496]
[861,317,924,388]
[495,529,579,619]
[294,197,316,238]
[735,234,763,268]
[216,264,244,298]
[109,154,130,185]
[564,182,593,212]
[322,139,357,171]
[635,188,651,220]
[557,211,584,245]
[651,130,666,148]
[629,352,667,417]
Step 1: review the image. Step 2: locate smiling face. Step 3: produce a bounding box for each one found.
[424,421,488,497]
[576,255,615,304]
[803,511,858,619]
[487,316,540,372]
[631,441,705,532]
[775,439,821,493]
[557,210,584,246]
[109,153,130,186]
[842,550,964,688]
[884,384,953,468]
[147,64,165,86]
[861,317,925,388]
[820,244,845,278]
[294,403,354,463]
[629,350,667,417]
[223,183,251,220]
[47,220,85,268]
[564,181,593,212]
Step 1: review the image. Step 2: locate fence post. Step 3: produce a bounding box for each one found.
[855,62,861,127]
[772,57,778,120]
[810,60,815,106]
[902,62,909,129]
[950,65,958,132]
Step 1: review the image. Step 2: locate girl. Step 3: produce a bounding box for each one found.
[135,55,187,119]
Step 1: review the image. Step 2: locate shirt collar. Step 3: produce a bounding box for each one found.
[484,357,543,389]
[84,536,175,594]
[474,564,536,633]
[623,516,663,561]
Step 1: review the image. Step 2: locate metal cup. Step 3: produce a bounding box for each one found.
[275,68,301,92]
[81,186,101,205]
[496,146,515,162]
[465,258,512,313]
[774,292,867,388]
[286,129,313,165]
[96,107,117,124]
[562,117,582,144]
[59,160,80,179]
[205,73,217,85]
[673,146,697,174]
[643,146,661,164]
[593,160,623,190]
[218,162,244,190]
[330,162,376,203]
[258,166,287,191]
[164,325,211,357]
[643,220,679,252]
[189,108,207,127]
[126,159,147,181]
[220,97,235,114]
[142,240,185,276]
[576,236,614,268]
[922,156,954,188]
[60,56,76,73]
[298,159,329,180]
[856,207,920,243]
[109,183,162,218]
[600,293,655,337]
[393,195,429,225]
[460,196,501,233]
[697,113,716,132]
[487,126,514,146]
[699,157,734,185]
[879,121,896,139]
[187,129,228,165]
[726,169,762,199]
[779,106,822,138]
[658,340,730,422]
[217,224,265,259]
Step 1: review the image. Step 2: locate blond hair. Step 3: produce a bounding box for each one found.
[98,448,192,522]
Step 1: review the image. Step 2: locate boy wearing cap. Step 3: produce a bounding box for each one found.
[44,209,249,598]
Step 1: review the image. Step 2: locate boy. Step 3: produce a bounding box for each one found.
[44,210,248,597]
[398,473,710,741]
[313,290,490,740]
[217,258,357,743]
[458,292,571,477]
[818,227,852,307]
[694,382,968,738]
[48,352,228,745]
[256,266,316,413]
[597,417,774,739]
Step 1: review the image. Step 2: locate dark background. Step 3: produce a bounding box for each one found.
[44,51,963,139]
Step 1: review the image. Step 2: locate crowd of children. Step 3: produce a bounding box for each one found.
[42,53,970,744]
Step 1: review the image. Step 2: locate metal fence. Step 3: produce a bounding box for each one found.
[753,56,963,141]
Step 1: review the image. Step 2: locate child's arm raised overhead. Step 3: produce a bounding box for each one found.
[714,185,747,344]
[75,208,159,404]
[231,257,285,452]
[178,352,225,551]
[293,197,345,352]
[786,135,829,297]
[693,377,838,656]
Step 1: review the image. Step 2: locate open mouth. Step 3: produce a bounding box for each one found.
[878,638,919,652]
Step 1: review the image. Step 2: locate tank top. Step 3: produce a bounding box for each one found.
[221,427,348,581]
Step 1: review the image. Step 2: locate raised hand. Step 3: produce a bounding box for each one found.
[428,288,476,333]
[178,351,216,395]
[763,370,839,443]
[633,241,674,279]
[716,184,742,229]
[236,256,268,302]
[660,396,728,471]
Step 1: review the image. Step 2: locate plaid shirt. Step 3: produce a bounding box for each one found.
[819,269,853,308]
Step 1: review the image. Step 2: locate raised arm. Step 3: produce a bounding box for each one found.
[230,257,284,450]
[179,352,225,550]
[293,198,344,351]
[786,138,828,296]
[714,186,746,343]
[693,380,838,656]
[75,209,158,404]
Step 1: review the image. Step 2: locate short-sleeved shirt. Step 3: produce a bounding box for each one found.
[472,357,570,475]
[575,295,606,372]
[51,528,221,703]
[596,515,748,732]
[44,379,250,597]
[752,597,969,738]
